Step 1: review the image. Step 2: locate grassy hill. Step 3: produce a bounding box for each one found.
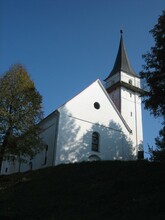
[0,161,165,220]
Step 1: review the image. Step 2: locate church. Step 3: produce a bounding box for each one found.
[1,32,144,175]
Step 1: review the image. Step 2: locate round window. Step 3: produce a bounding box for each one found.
[94,102,100,109]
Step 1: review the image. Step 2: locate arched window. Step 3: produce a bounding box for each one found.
[92,132,99,152]
[88,155,101,161]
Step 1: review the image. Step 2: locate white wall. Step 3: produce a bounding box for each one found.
[108,88,120,112]
[120,71,141,88]
[34,111,59,168]
[55,80,134,165]
[119,72,143,154]
[0,111,59,175]
[0,79,138,175]
[1,158,20,175]
[105,71,143,156]
[105,73,120,88]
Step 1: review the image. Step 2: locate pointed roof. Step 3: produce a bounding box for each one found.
[104,30,136,81]
[39,79,132,134]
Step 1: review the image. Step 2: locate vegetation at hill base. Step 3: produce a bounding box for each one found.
[0,161,165,220]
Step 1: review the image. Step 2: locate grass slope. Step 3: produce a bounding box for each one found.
[0,161,165,220]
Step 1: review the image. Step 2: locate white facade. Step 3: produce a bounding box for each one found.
[1,79,140,175]
[55,80,134,165]
[105,71,143,156]
[0,33,144,175]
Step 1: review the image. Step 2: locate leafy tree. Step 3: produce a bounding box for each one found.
[149,126,165,162]
[0,64,44,171]
[140,10,165,161]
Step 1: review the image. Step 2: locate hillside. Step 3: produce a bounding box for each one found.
[0,161,165,220]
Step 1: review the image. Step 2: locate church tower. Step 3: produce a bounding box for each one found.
[104,31,144,159]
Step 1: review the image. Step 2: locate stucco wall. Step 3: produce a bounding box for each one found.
[105,72,143,156]
[1,111,59,175]
[120,73,143,154]
[108,88,120,112]
[105,72,120,88]
[120,71,140,88]
[1,79,140,175]
[55,80,134,165]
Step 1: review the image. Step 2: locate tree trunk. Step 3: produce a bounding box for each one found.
[0,129,11,174]
[0,145,5,174]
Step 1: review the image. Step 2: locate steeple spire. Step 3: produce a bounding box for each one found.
[104,31,136,81]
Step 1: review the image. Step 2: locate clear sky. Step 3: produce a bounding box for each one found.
[0,0,164,158]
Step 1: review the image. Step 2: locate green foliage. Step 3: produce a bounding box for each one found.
[0,64,44,168]
[140,10,165,161]
[149,126,165,162]
[140,10,165,117]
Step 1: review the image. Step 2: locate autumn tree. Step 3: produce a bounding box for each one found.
[140,10,165,161]
[0,64,44,171]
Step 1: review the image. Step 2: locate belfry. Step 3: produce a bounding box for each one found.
[104,31,144,158]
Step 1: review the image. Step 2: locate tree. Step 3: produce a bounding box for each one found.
[140,10,165,161]
[149,126,165,162]
[0,64,44,171]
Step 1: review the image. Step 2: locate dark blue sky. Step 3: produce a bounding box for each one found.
[1,0,164,156]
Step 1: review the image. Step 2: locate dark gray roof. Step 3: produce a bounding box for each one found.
[104,32,136,81]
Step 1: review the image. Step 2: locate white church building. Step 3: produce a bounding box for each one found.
[1,32,144,175]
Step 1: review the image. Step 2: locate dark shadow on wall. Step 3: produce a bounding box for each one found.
[107,121,135,160]
[57,108,81,163]
[81,120,135,161]
[58,108,135,164]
